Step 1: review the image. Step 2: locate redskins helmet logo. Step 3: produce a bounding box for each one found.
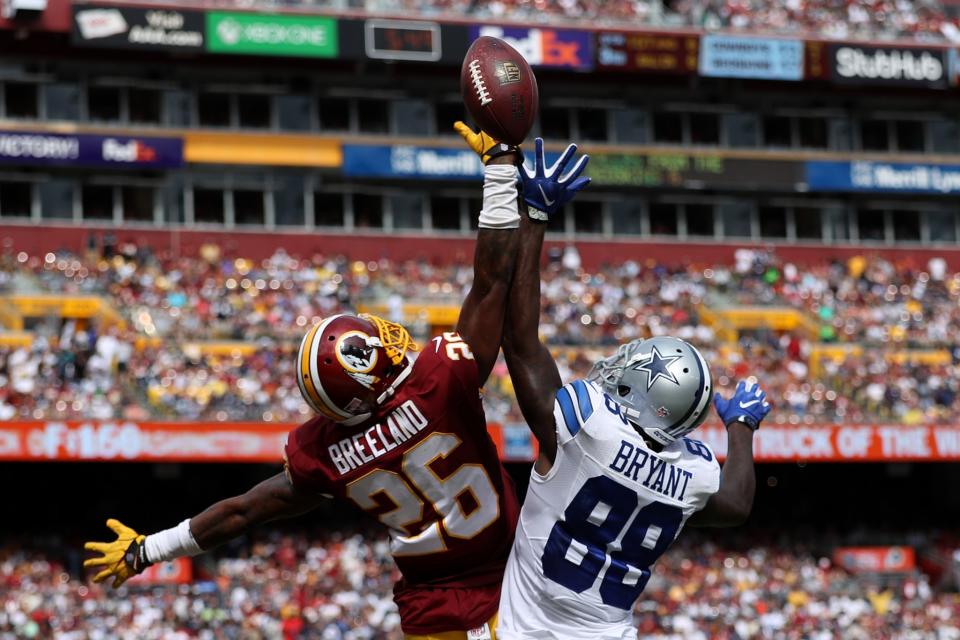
[335,330,379,374]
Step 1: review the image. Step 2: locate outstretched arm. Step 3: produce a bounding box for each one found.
[456,221,519,385]
[687,424,756,526]
[503,139,591,472]
[453,124,522,385]
[85,472,324,587]
[689,380,770,527]
[188,472,321,548]
[502,215,562,471]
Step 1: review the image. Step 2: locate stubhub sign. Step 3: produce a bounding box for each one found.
[469,25,593,70]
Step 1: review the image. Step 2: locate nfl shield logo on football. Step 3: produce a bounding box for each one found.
[495,61,522,85]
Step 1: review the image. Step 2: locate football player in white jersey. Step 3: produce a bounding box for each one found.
[497,138,772,640]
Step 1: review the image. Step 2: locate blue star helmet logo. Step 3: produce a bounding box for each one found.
[631,346,682,391]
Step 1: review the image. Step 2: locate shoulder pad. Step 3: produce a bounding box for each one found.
[554,379,603,444]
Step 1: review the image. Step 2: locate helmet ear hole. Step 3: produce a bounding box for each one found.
[617,385,631,397]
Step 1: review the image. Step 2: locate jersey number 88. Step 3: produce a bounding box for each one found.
[541,475,684,609]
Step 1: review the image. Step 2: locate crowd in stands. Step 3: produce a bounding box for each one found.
[0,528,402,639]
[640,533,960,639]
[1,244,959,424]
[172,0,960,43]
[1,528,957,638]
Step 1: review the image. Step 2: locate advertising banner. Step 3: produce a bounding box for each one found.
[129,558,194,585]
[1,420,959,462]
[696,423,960,462]
[343,144,586,181]
[0,421,288,462]
[344,145,801,190]
[596,32,698,74]
[183,131,341,167]
[804,39,829,80]
[833,547,917,573]
[699,35,803,80]
[806,160,960,194]
[828,43,947,88]
[469,25,593,70]
[71,4,204,51]
[494,422,960,462]
[0,130,183,169]
[343,144,485,180]
[206,12,337,58]
[587,153,802,190]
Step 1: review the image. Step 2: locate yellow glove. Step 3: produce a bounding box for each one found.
[454,121,519,164]
[84,518,152,588]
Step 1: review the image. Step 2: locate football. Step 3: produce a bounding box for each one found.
[460,36,539,146]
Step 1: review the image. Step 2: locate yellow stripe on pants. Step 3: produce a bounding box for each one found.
[404,613,498,640]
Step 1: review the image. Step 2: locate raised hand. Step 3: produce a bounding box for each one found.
[714,380,771,430]
[520,137,591,221]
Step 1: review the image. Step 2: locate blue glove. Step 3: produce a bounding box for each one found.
[520,137,591,222]
[714,380,770,430]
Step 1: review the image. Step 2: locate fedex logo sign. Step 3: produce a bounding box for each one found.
[470,25,593,70]
[102,138,159,164]
[0,130,183,169]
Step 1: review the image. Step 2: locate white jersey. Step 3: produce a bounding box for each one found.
[498,379,721,640]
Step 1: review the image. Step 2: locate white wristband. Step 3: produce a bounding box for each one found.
[478,164,521,229]
[144,518,203,563]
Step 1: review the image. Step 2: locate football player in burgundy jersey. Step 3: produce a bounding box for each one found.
[82,128,557,639]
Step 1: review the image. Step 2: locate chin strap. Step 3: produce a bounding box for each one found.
[377,360,415,405]
[337,359,414,427]
[340,412,371,427]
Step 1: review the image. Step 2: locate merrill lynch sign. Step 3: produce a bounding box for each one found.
[390,145,482,178]
[806,160,960,194]
[850,161,960,192]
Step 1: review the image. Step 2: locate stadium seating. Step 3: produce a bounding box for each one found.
[1,246,958,424]
[0,529,954,638]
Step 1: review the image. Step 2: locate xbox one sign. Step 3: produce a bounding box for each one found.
[206,12,338,58]
[215,18,241,46]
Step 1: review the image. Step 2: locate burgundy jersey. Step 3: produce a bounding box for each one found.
[284,332,520,634]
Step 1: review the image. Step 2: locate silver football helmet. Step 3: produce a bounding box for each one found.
[587,336,712,446]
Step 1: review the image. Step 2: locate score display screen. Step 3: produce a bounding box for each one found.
[365,20,441,61]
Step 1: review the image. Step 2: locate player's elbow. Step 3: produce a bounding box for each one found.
[726,506,751,526]
[722,497,753,527]
[502,331,538,361]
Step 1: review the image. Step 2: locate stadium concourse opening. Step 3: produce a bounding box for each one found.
[6,461,960,536]
[5,461,960,636]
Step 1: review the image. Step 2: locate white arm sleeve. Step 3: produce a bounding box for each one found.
[144,518,203,563]
[477,164,521,229]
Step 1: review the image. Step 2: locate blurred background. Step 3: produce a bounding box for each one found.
[3,0,960,637]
